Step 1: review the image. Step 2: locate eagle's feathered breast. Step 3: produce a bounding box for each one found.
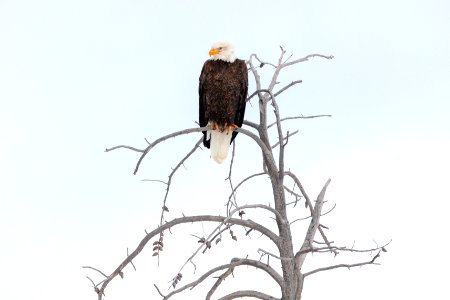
[199,59,248,149]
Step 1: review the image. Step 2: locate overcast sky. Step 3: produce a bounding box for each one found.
[1,0,449,299]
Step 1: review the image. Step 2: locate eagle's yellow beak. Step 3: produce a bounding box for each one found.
[209,47,220,56]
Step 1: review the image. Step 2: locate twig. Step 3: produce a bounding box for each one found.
[204,224,233,253]
[271,130,299,149]
[127,248,137,271]
[257,248,293,262]
[160,138,203,222]
[154,284,166,297]
[273,80,302,97]
[283,185,302,207]
[104,145,143,153]
[142,179,167,185]
[298,240,391,256]
[284,171,314,214]
[152,138,203,264]
[85,276,97,289]
[82,266,108,278]
[281,54,334,68]
[247,55,263,99]
[266,47,286,92]
[268,115,332,129]
[303,250,382,277]
[228,172,267,203]
[251,54,277,68]
[226,141,238,214]
[290,203,336,225]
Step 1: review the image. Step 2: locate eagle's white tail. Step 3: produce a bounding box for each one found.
[210,129,232,164]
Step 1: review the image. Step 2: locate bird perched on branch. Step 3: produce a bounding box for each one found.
[199,41,248,163]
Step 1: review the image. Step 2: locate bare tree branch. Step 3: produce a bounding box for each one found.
[85,276,100,294]
[143,138,203,263]
[162,258,283,300]
[228,204,284,223]
[247,55,263,100]
[104,144,144,153]
[218,290,280,300]
[297,240,391,256]
[247,89,267,103]
[284,171,337,257]
[106,127,208,175]
[91,215,279,299]
[271,130,299,149]
[250,54,277,69]
[142,179,167,185]
[266,89,285,179]
[295,179,331,270]
[290,203,336,225]
[228,172,267,203]
[303,250,383,277]
[226,141,238,213]
[274,80,302,97]
[282,54,334,68]
[266,47,287,91]
[203,224,232,253]
[243,119,260,129]
[283,185,302,205]
[105,124,275,177]
[268,114,332,129]
[247,56,272,165]
[258,248,292,262]
[283,171,314,214]
[206,267,235,300]
[158,138,202,221]
[154,284,166,298]
[82,266,108,279]
[172,204,283,282]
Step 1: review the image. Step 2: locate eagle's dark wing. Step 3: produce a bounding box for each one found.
[199,61,210,148]
[231,59,248,144]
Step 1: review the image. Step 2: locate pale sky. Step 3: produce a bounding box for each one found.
[1,0,449,299]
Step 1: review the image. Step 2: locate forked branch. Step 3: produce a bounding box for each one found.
[159,258,282,300]
[105,127,208,175]
[295,179,331,269]
[88,215,279,299]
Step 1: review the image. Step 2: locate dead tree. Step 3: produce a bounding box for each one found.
[84,47,389,300]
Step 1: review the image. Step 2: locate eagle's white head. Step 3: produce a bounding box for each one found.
[209,41,236,63]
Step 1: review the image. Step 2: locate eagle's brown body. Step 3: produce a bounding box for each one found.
[199,59,248,149]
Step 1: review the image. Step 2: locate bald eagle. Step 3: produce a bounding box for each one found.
[199,41,248,163]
